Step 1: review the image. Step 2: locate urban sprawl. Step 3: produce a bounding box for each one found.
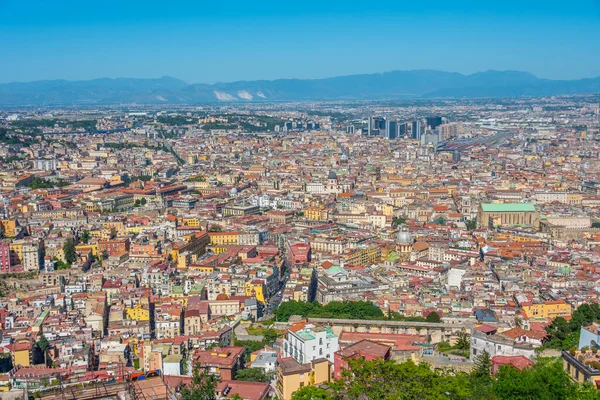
[0,96,599,399]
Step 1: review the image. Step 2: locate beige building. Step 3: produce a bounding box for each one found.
[478,203,539,228]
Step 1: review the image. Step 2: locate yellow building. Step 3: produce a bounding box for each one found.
[522,300,572,320]
[101,221,125,236]
[0,220,17,238]
[277,358,332,400]
[9,241,24,264]
[245,281,266,303]
[340,246,382,267]
[304,207,328,222]
[76,243,99,257]
[181,217,201,227]
[563,350,600,386]
[90,227,115,241]
[126,304,150,321]
[209,232,239,246]
[126,225,146,234]
[209,245,230,255]
[12,341,34,367]
[171,232,210,262]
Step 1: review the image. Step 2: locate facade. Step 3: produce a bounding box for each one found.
[562,350,600,386]
[478,203,539,228]
[277,357,332,400]
[521,300,572,320]
[283,322,339,365]
[470,328,536,360]
[222,205,260,217]
[193,346,244,380]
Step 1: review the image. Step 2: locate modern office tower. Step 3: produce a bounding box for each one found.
[411,120,422,140]
[398,122,408,137]
[368,117,384,136]
[426,116,443,130]
[385,120,397,139]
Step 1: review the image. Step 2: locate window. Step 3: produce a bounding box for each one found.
[319,348,323,355]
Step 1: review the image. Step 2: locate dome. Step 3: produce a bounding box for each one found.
[230,188,238,196]
[341,154,348,161]
[396,225,412,243]
[327,170,338,180]
[216,293,230,300]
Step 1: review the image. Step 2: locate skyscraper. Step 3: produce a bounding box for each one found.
[385,120,397,139]
[426,116,443,130]
[411,120,422,140]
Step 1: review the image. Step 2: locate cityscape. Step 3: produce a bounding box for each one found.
[2,1,600,399]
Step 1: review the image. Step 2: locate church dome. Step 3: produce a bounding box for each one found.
[327,170,338,180]
[230,187,238,196]
[397,225,412,243]
[216,293,230,300]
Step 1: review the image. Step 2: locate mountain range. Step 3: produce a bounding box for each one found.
[1,70,600,105]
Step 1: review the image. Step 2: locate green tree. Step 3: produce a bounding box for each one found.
[37,334,50,366]
[81,230,90,244]
[63,238,76,265]
[392,217,407,227]
[209,225,223,232]
[334,358,472,400]
[425,311,441,323]
[235,368,269,382]
[465,218,478,230]
[491,358,577,400]
[180,364,219,400]
[292,385,333,400]
[262,328,278,344]
[456,330,470,351]
[514,315,523,329]
[472,350,491,378]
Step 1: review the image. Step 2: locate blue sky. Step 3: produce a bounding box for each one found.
[1,0,599,83]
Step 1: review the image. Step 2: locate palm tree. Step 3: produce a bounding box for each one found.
[514,315,523,329]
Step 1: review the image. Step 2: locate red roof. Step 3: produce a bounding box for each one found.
[492,355,533,371]
[476,324,498,334]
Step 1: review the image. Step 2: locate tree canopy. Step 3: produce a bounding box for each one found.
[235,368,269,382]
[275,300,385,322]
[180,364,219,400]
[63,238,76,265]
[292,357,600,400]
[544,303,600,350]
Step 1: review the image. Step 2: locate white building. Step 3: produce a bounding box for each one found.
[470,327,537,360]
[283,322,339,365]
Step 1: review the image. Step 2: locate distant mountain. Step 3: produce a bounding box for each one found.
[1,70,599,105]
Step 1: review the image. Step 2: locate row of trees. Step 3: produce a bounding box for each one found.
[275,300,442,323]
[292,356,600,400]
[275,300,386,322]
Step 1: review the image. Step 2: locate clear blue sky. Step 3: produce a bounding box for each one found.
[1,0,599,83]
